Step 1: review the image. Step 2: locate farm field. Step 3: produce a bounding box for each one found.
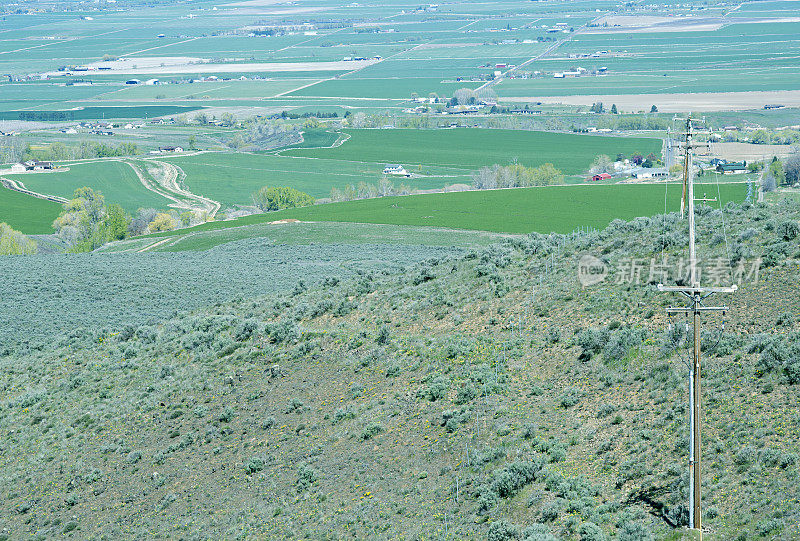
[162,152,471,206]
[0,187,62,234]
[143,182,746,236]
[5,161,173,214]
[284,129,662,175]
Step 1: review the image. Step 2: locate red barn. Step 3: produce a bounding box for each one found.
[588,173,612,182]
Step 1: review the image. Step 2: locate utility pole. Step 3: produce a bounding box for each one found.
[657,117,737,536]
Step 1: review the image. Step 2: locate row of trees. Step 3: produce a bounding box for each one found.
[0,223,37,255]
[330,178,415,202]
[1,140,140,163]
[472,163,564,189]
[718,128,800,146]
[589,102,659,115]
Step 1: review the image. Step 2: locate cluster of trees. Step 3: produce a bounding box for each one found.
[51,188,207,251]
[53,188,130,252]
[278,111,339,120]
[447,87,498,107]
[128,207,207,235]
[0,223,37,255]
[472,163,564,190]
[329,178,414,202]
[718,128,800,146]
[226,118,302,151]
[762,155,800,192]
[252,186,315,211]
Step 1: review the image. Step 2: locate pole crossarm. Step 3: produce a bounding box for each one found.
[657,284,737,294]
[665,306,728,314]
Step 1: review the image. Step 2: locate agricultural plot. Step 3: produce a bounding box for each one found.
[143,182,746,236]
[162,152,470,206]
[284,129,662,175]
[495,18,800,104]
[5,161,173,213]
[0,187,62,234]
[297,182,744,233]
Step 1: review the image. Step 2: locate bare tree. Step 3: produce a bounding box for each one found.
[763,172,777,193]
[785,153,800,185]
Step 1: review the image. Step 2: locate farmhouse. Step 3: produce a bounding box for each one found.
[159,146,184,153]
[588,173,612,182]
[383,164,409,176]
[23,160,54,171]
[631,168,668,179]
[716,161,747,174]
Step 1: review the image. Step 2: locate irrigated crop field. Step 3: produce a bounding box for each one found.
[0,187,61,234]
[284,129,661,174]
[141,181,746,236]
[5,161,173,213]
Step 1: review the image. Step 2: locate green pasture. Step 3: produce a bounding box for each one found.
[6,161,173,213]
[0,188,62,235]
[143,182,745,236]
[163,152,470,206]
[284,129,662,175]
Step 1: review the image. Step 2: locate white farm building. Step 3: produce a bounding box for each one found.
[383,164,409,176]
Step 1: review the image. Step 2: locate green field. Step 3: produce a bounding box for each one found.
[0,188,62,234]
[6,161,173,213]
[284,129,662,174]
[144,182,745,236]
[163,151,471,206]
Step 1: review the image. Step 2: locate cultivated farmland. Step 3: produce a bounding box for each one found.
[283,129,662,175]
[0,187,61,234]
[5,161,173,213]
[142,182,746,236]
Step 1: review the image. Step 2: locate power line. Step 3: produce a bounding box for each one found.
[656,117,737,536]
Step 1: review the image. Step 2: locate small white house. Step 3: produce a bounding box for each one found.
[383,164,409,176]
[159,146,184,153]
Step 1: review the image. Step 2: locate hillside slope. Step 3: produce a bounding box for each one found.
[1,199,799,540]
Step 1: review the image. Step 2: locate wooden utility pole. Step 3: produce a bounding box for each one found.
[657,117,736,536]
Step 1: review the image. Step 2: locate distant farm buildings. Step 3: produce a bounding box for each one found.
[158,146,184,153]
[383,164,409,176]
[17,160,54,171]
[631,168,669,179]
[716,161,747,174]
[588,173,612,182]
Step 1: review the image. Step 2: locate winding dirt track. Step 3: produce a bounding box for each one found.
[123,158,220,218]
